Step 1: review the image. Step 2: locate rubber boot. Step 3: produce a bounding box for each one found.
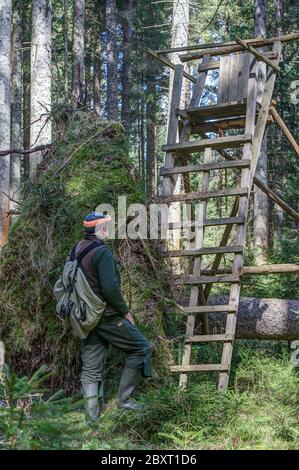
[118,367,143,411]
[82,383,100,422]
[98,381,104,413]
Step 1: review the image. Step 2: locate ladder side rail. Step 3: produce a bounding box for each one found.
[178,57,219,389]
[163,64,184,198]
[178,148,212,388]
[218,52,258,391]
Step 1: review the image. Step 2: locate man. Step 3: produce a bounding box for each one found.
[71,212,152,422]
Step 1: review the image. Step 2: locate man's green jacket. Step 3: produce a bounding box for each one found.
[72,235,129,317]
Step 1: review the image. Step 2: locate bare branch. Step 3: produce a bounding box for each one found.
[0,144,52,158]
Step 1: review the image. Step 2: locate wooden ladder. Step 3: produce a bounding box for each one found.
[159,41,282,391]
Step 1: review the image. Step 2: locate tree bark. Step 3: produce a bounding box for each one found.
[253,0,268,265]
[121,0,133,139]
[106,0,118,120]
[10,8,22,223]
[64,0,69,101]
[168,0,189,110]
[146,55,157,198]
[204,296,299,341]
[22,2,31,177]
[167,0,189,272]
[72,0,85,109]
[140,72,145,183]
[93,32,101,116]
[30,0,52,175]
[271,0,285,239]
[84,13,91,110]
[0,0,12,246]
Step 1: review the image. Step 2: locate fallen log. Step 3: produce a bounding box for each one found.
[209,297,299,341]
[170,296,299,341]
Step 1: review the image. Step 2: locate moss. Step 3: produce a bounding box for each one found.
[0,113,165,392]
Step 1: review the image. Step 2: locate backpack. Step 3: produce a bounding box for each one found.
[53,241,107,339]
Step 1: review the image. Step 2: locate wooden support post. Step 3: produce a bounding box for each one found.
[195,135,299,223]
[155,32,299,56]
[146,48,196,84]
[179,33,299,62]
[163,65,184,198]
[242,263,299,275]
[189,54,211,109]
[250,41,282,188]
[269,106,299,157]
[199,263,299,276]
[236,37,280,72]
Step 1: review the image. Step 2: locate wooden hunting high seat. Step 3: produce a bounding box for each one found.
[149,34,299,391]
[176,51,262,138]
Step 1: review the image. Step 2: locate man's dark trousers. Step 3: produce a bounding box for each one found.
[81,314,152,385]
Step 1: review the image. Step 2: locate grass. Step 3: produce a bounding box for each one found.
[58,344,299,450]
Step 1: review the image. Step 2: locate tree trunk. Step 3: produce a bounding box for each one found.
[72,0,85,109]
[64,0,69,101]
[168,0,189,110]
[140,73,145,183]
[0,0,12,246]
[146,56,157,198]
[275,0,284,36]
[30,0,52,175]
[10,8,22,223]
[93,32,101,116]
[253,0,268,265]
[106,0,118,120]
[271,0,285,239]
[121,0,133,139]
[167,0,189,272]
[204,296,299,341]
[84,15,91,110]
[22,3,31,177]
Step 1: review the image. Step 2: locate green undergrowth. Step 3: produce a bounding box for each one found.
[71,346,299,450]
[3,345,297,450]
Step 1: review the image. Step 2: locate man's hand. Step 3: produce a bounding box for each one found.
[125,312,135,326]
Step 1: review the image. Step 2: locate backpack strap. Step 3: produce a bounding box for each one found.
[70,243,78,261]
[75,240,105,264]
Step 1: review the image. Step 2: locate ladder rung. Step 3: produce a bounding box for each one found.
[183,304,237,314]
[203,216,245,227]
[176,101,248,122]
[162,134,252,155]
[159,187,248,204]
[168,216,245,229]
[160,159,250,176]
[185,334,234,343]
[170,364,229,373]
[163,245,243,257]
[175,274,240,285]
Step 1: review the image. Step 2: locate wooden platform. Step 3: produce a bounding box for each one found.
[163,134,252,156]
[176,101,251,123]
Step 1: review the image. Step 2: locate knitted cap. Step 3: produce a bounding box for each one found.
[83,211,112,229]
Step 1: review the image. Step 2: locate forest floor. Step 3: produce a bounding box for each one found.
[63,343,299,451]
[2,341,297,450]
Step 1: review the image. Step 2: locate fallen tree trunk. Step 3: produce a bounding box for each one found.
[172,296,299,341]
[209,296,299,341]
